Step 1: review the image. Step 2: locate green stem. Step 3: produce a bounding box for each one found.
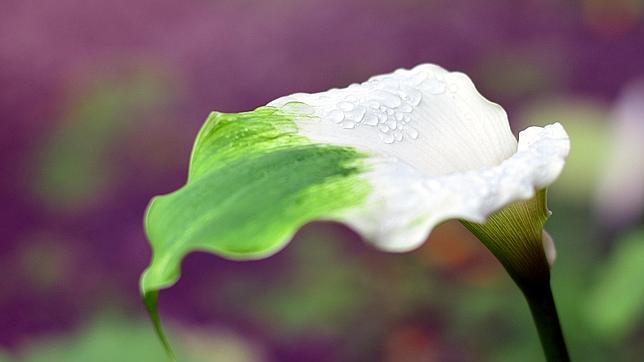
[520,281,570,362]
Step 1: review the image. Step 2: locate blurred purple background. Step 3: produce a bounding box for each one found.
[2,0,643,361]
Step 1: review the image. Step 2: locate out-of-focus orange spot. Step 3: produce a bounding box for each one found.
[582,0,643,38]
[420,221,479,268]
[458,258,503,287]
[384,324,438,362]
[418,221,502,286]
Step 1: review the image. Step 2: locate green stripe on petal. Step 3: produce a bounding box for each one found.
[188,107,306,181]
[142,107,370,291]
[140,107,370,356]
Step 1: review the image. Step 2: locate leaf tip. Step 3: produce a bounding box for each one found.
[142,288,177,361]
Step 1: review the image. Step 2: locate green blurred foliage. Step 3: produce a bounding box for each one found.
[16,232,73,292]
[213,225,435,339]
[586,228,644,340]
[2,314,264,362]
[31,69,172,212]
[478,49,563,101]
[249,232,372,337]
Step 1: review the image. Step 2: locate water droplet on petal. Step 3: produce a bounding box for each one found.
[379,132,395,144]
[400,85,422,106]
[363,112,379,126]
[373,90,402,108]
[399,103,413,113]
[338,101,355,111]
[341,120,356,129]
[410,71,428,86]
[345,105,366,122]
[406,126,419,139]
[427,79,446,95]
[327,109,344,123]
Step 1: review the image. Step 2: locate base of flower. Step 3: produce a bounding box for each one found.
[459,190,570,361]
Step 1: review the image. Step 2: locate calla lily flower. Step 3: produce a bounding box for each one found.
[141,64,570,361]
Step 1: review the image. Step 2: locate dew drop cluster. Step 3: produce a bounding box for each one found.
[318,66,452,144]
[270,65,461,145]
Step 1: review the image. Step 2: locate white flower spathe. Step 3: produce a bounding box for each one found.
[269,64,570,252]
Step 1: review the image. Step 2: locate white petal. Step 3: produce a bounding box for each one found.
[339,123,570,251]
[270,64,518,176]
[268,64,570,252]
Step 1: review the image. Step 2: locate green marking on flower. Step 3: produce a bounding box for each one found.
[140,107,371,357]
[142,107,370,293]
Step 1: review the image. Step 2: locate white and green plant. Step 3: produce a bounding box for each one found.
[141,64,571,361]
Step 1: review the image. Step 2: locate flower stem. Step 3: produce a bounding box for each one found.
[520,281,570,362]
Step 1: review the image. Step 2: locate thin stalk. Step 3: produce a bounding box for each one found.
[520,281,570,362]
[460,191,570,360]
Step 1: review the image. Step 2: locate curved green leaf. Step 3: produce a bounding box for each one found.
[140,106,370,357]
